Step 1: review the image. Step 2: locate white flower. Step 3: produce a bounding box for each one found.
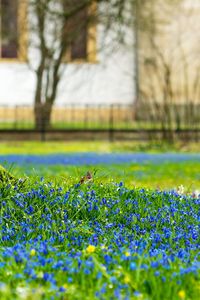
[16,287,30,299]
[177,185,184,195]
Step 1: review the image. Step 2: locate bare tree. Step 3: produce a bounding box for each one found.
[22,0,162,130]
[26,0,128,129]
[136,0,200,141]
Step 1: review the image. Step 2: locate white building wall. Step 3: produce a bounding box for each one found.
[0,9,135,106]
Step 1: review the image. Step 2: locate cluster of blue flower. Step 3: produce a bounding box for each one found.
[0,152,199,166]
[0,179,200,299]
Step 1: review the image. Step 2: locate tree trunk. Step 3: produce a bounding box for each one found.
[34,103,52,130]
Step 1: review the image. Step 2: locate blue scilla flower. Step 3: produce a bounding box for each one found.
[52,260,64,270]
[25,205,34,215]
[101,198,107,205]
[15,255,23,264]
[130,262,136,270]
[96,271,102,279]
[105,223,114,229]
[24,268,36,279]
[43,273,56,284]
[2,235,10,241]
[84,268,91,275]
[14,273,24,279]
[177,249,187,259]
[110,276,117,284]
[100,283,107,294]
[151,261,159,268]
[84,260,94,272]
[154,271,160,276]
[134,291,142,297]
[104,254,112,265]
[114,288,121,298]
[141,264,148,270]
[0,262,5,268]
[1,152,200,165]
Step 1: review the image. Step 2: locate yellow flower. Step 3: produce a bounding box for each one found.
[30,249,36,256]
[124,275,131,284]
[124,251,131,257]
[178,290,186,299]
[86,245,96,254]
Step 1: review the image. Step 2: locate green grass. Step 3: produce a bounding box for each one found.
[0,140,199,191]
[6,161,199,193]
[0,140,199,154]
[0,119,200,130]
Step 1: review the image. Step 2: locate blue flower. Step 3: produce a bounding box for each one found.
[130,262,136,270]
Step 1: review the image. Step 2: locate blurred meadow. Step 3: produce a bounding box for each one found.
[0,141,199,192]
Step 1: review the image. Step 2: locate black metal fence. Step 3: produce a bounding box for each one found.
[0,103,199,141]
[0,103,200,129]
[0,104,136,130]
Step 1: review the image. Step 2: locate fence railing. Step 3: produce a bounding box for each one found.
[0,104,136,130]
[0,103,200,141]
[0,102,199,130]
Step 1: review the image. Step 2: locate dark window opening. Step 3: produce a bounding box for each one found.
[1,0,18,58]
[63,0,88,60]
[71,6,88,60]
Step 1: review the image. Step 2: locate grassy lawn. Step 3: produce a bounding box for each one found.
[0,140,199,191]
[0,141,199,299]
[0,140,199,154]
[5,161,199,193]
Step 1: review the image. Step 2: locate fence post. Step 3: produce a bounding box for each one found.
[84,104,89,129]
[14,105,18,129]
[40,105,46,142]
[71,104,75,128]
[109,104,114,142]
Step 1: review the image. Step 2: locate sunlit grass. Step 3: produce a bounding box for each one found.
[0,140,199,154]
[4,161,199,192]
